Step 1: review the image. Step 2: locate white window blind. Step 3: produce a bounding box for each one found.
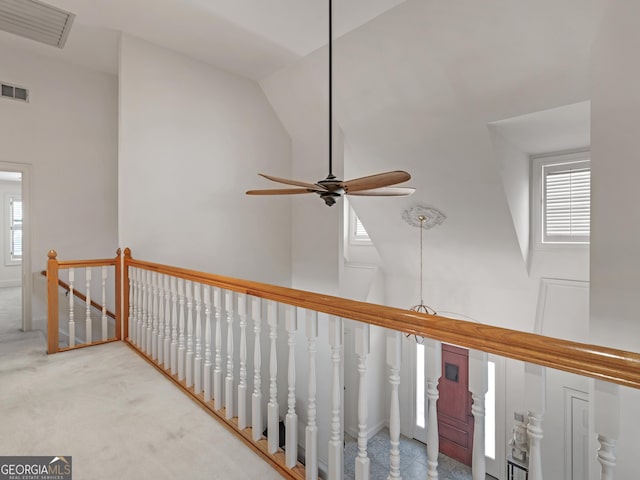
[354,216,370,240]
[349,206,372,245]
[543,160,590,243]
[10,196,22,261]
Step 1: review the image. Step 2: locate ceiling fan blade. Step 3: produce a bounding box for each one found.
[246,188,316,195]
[341,170,411,193]
[259,173,327,192]
[348,187,416,197]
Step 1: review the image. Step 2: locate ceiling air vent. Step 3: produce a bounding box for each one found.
[1,82,29,102]
[0,0,75,48]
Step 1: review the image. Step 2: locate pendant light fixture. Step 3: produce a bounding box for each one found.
[402,205,446,341]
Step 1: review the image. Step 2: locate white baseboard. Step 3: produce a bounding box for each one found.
[345,419,386,441]
[297,442,328,480]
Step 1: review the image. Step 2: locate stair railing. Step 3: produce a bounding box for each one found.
[46,249,121,353]
[46,248,640,480]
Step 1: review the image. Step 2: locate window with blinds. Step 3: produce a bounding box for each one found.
[9,196,22,262]
[542,160,590,243]
[354,217,370,240]
[349,206,372,245]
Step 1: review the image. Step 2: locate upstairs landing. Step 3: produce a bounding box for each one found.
[0,330,280,480]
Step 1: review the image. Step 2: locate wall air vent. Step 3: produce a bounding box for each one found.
[0,0,75,48]
[1,82,29,102]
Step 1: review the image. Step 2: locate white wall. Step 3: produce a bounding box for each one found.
[0,47,118,326]
[0,181,22,287]
[488,128,530,267]
[118,34,292,285]
[590,0,640,353]
[0,47,118,263]
[590,1,640,477]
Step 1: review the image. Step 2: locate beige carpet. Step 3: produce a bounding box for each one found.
[0,330,281,479]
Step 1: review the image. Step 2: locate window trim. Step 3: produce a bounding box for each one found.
[531,150,590,249]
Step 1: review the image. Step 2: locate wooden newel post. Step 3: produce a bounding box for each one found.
[116,248,124,341]
[47,250,59,354]
[123,248,132,342]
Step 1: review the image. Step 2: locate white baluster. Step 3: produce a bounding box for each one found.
[355,323,370,480]
[163,275,171,369]
[129,267,140,346]
[194,283,203,394]
[425,339,442,480]
[185,280,194,387]
[204,285,213,402]
[85,268,92,344]
[267,300,279,454]
[101,266,107,341]
[138,269,145,349]
[387,331,402,480]
[177,278,186,381]
[213,287,223,410]
[252,297,263,442]
[170,276,178,375]
[285,305,298,468]
[128,267,135,343]
[237,293,248,430]
[157,273,165,365]
[328,316,343,480]
[151,272,159,360]
[305,310,318,480]
[595,380,619,480]
[68,268,75,347]
[527,413,543,480]
[146,270,153,354]
[598,435,617,480]
[525,363,546,480]
[225,290,235,419]
[469,350,488,480]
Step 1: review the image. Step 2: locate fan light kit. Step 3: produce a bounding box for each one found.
[246,0,415,206]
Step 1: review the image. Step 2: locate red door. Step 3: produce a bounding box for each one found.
[437,344,474,466]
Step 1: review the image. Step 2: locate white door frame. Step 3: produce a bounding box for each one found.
[0,162,32,331]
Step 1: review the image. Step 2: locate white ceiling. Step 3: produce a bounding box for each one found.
[489,101,591,156]
[0,0,404,78]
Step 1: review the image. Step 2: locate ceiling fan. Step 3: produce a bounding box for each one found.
[246,0,415,207]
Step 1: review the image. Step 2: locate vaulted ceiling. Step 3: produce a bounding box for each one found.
[0,0,605,314]
[0,0,403,78]
[259,0,602,293]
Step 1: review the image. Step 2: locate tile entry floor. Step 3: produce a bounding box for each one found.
[344,428,496,480]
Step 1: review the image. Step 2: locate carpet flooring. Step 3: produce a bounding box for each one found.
[0,285,280,480]
[1,286,496,479]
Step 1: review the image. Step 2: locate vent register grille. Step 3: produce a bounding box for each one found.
[0,0,75,48]
[2,81,28,101]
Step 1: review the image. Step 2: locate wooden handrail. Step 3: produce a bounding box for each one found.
[57,258,118,268]
[123,250,640,390]
[40,270,116,319]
